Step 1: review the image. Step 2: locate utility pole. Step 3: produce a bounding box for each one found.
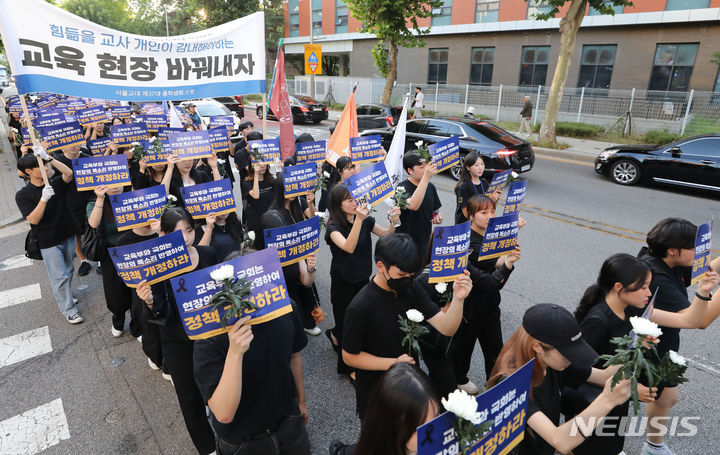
[309,0,315,99]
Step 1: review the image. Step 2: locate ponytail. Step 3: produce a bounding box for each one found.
[574,284,608,322]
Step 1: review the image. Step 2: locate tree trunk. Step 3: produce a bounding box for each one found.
[381,42,398,104]
[538,0,587,145]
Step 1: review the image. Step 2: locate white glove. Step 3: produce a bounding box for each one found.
[40,186,55,202]
[34,144,51,161]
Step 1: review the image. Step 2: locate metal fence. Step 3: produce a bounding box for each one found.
[291,75,720,136]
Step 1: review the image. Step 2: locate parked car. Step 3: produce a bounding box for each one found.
[256,95,328,124]
[356,103,403,130]
[594,134,720,192]
[214,96,244,118]
[178,99,243,140]
[361,117,535,180]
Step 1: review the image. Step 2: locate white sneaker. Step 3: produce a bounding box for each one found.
[304,326,322,336]
[457,380,479,395]
[162,372,172,381]
[147,358,160,371]
[66,313,84,324]
[136,335,143,344]
[111,325,123,338]
[642,442,676,455]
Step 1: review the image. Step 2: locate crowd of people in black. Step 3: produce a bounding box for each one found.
[8,99,720,455]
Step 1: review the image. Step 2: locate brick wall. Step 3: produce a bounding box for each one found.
[284,3,289,38]
[299,0,310,36]
[498,0,528,21]
[451,0,477,25]
[322,0,335,34]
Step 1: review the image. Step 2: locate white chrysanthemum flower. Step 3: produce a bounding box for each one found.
[323,171,331,178]
[315,211,329,221]
[415,140,424,147]
[167,195,177,202]
[406,309,424,323]
[629,316,663,338]
[250,142,259,149]
[442,389,481,422]
[668,350,687,366]
[435,282,448,294]
[511,171,519,179]
[132,142,140,146]
[150,137,159,143]
[217,159,226,164]
[247,231,256,241]
[210,264,235,282]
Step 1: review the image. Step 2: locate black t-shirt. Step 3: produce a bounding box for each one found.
[395,179,441,255]
[580,301,643,359]
[241,179,275,230]
[343,279,440,418]
[53,151,94,227]
[454,179,489,224]
[233,145,250,183]
[208,224,240,263]
[466,230,513,310]
[325,216,376,283]
[16,176,78,249]
[193,304,308,442]
[171,171,213,207]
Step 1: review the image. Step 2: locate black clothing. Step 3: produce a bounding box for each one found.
[343,279,440,418]
[395,179,441,255]
[325,216,375,283]
[242,179,275,232]
[454,179,489,224]
[519,101,533,118]
[130,167,164,190]
[208,223,241,263]
[171,170,213,208]
[16,175,78,249]
[233,142,250,182]
[53,151,93,235]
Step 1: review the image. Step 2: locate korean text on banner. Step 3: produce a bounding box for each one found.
[429,136,460,173]
[691,221,713,285]
[264,216,320,266]
[350,135,384,163]
[72,154,131,191]
[296,140,326,164]
[417,360,533,455]
[111,123,149,146]
[38,121,85,152]
[75,105,107,126]
[141,140,173,166]
[88,136,112,156]
[476,212,520,261]
[344,161,395,207]
[168,130,213,161]
[158,127,185,142]
[0,0,266,101]
[248,139,281,163]
[109,185,168,231]
[109,106,131,119]
[208,116,234,131]
[172,248,293,340]
[110,230,193,287]
[429,222,471,283]
[35,110,66,128]
[486,170,512,195]
[180,178,236,219]
[503,180,528,215]
[283,163,317,198]
[208,127,232,153]
[142,114,168,133]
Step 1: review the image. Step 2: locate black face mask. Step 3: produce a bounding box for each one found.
[384,272,413,294]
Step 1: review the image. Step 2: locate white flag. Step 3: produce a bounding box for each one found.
[384,94,410,198]
[167,101,183,128]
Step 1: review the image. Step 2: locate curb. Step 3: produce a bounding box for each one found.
[532,146,596,164]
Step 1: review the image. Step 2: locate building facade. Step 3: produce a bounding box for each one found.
[283,0,720,93]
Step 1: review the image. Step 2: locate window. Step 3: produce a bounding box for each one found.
[406,120,428,133]
[368,106,383,115]
[428,48,449,84]
[425,120,463,137]
[335,0,348,33]
[356,105,369,115]
[519,46,550,86]
[588,5,624,15]
[675,138,720,156]
[578,45,616,89]
[289,0,300,37]
[527,0,553,18]
[470,47,494,86]
[432,0,453,26]
[665,0,710,10]
[312,0,322,35]
[475,0,499,22]
[649,43,698,91]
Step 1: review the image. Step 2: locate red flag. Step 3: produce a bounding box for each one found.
[269,47,295,161]
[326,91,358,166]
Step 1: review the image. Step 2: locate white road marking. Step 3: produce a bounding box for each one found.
[687,355,720,377]
[0,327,52,369]
[0,398,70,455]
[0,284,41,310]
[0,255,33,272]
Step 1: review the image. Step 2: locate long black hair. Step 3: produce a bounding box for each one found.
[353,364,438,455]
[455,151,484,191]
[160,207,194,234]
[327,183,353,232]
[268,175,305,224]
[574,253,651,322]
[221,212,244,242]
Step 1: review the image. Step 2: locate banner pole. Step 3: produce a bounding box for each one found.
[18,95,50,186]
[262,93,267,139]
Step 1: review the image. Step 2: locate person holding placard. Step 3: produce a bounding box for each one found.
[162,151,222,206]
[84,120,110,141]
[133,156,167,190]
[15,147,83,324]
[135,208,217,455]
[243,159,277,249]
[232,124,256,182]
[396,151,442,256]
[327,156,358,194]
[454,152,502,225]
[199,212,245,262]
[325,184,398,377]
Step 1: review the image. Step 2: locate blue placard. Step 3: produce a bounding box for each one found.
[65,99,87,113]
[503,180,528,215]
[76,105,108,126]
[691,221,713,285]
[429,136,460,173]
[429,222,471,283]
[143,141,174,167]
[158,127,186,142]
[35,110,67,128]
[9,102,25,115]
[486,170,512,195]
[111,123,149,146]
[109,186,168,231]
[208,127,232,153]
[38,121,86,153]
[208,115,234,131]
[350,135,384,163]
[109,230,193,287]
[104,100,122,108]
[109,106,132,120]
[36,94,59,109]
[344,161,395,207]
[296,140,326,164]
[477,212,520,261]
[19,127,33,146]
[142,103,166,115]
[263,216,320,266]
[88,136,113,157]
[248,139,282,163]
[417,360,533,455]
[283,163,317,198]
[180,179,236,219]
[172,247,294,340]
[141,114,168,133]
[72,155,131,191]
[168,130,213,161]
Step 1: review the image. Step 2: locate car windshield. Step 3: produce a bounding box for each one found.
[464,122,524,147]
[194,104,231,117]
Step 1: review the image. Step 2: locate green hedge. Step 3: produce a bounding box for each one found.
[642,130,684,145]
[539,122,605,138]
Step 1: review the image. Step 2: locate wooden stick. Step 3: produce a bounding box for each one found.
[18,95,50,186]
[0,93,6,108]
[262,93,267,140]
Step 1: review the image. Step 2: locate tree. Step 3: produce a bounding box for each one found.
[346,0,441,103]
[534,0,632,145]
[63,0,132,31]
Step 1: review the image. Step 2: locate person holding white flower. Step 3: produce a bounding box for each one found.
[342,233,472,419]
[197,211,245,262]
[453,151,502,224]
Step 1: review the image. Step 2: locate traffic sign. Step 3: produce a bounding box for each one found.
[304,44,322,75]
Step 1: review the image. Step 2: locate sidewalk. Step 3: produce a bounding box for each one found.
[0,109,23,228]
[520,133,615,163]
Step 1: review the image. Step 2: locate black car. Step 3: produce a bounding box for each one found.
[256,95,328,124]
[594,134,720,192]
[356,103,403,130]
[214,96,244,118]
[361,117,535,180]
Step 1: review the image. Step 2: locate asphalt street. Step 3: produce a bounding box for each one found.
[1,110,719,455]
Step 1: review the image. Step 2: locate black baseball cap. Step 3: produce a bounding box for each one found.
[522,304,598,369]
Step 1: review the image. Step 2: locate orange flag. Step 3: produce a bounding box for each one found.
[326,90,358,166]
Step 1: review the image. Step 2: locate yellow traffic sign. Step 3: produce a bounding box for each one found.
[304,44,322,75]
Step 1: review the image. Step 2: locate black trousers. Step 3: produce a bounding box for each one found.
[100,254,138,335]
[450,303,503,384]
[331,273,367,374]
[420,331,457,399]
[162,337,216,455]
[216,414,311,455]
[130,296,163,367]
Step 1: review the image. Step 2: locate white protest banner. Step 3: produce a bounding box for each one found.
[0,0,266,101]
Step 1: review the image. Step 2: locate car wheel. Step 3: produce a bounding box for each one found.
[313,119,321,124]
[256,106,263,119]
[450,163,462,181]
[610,159,641,186]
